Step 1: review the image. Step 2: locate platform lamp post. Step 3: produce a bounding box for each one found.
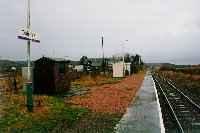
[17,0,40,112]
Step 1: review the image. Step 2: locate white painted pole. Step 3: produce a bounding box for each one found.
[27,0,31,81]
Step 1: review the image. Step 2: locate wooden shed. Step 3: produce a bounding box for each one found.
[33,57,70,95]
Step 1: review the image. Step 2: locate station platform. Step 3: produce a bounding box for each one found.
[115,72,165,133]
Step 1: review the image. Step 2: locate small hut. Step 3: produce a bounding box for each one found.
[112,62,132,77]
[112,62,124,78]
[33,57,70,95]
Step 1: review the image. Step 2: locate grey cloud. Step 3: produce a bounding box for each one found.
[0,0,200,64]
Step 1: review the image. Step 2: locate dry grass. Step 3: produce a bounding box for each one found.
[0,74,23,93]
[161,70,200,81]
[1,94,50,119]
[159,70,200,95]
[72,74,121,88]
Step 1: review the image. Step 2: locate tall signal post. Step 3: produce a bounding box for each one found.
[17,0,40,112]
[26,0,32,112]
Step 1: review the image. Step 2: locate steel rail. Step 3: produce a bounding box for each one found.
[158,74,200,111]
[154,77,185,133]
[167,80,200,111]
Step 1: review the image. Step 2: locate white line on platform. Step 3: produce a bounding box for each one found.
[152,75,166,133]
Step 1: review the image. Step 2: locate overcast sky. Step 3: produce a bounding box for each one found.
[0,0,200,64]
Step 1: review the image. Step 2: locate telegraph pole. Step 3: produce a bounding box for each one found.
[122,40,128,77]
[101,36,105,74]
[122,43,125,77]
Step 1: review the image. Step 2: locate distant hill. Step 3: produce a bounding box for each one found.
[146,63,199,68]
[0,60,28,72]
[145,63,175,67]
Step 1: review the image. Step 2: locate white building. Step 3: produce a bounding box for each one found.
[124,63,131,75]
[112,62,132,78]
[74,65,84,72]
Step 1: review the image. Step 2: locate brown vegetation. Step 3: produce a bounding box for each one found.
[158,70,200,96]
[0,73,23,94]
[72,74,120,87]
[68,72,145,114]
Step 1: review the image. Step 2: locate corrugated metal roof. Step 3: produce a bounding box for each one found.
[35,56,70,63]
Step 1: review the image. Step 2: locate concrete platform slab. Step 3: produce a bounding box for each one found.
[115,72,165,133]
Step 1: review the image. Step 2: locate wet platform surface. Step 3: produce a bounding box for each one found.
[115,72,165,133]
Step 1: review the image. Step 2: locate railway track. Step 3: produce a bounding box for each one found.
[153,73,200,133]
